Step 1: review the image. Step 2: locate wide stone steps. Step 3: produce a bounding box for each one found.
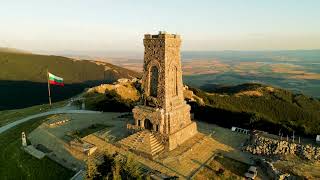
[119,131,144,147]
[149,134,164,156]
[118,130,164,157]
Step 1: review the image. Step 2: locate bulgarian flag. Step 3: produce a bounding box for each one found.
[48,72,64,86]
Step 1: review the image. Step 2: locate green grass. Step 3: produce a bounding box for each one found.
[0,116,74,179]
[0,100,67,127]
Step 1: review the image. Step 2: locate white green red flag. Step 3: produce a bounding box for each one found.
[48,72,64,86]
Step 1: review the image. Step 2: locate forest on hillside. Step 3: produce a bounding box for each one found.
[189,83,320,137]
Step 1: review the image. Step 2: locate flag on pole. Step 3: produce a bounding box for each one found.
[48,72,64,86]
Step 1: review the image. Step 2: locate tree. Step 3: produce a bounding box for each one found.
[86,157,99,180]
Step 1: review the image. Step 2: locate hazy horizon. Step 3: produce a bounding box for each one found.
[1,0,320,53]
[39,49,320,60]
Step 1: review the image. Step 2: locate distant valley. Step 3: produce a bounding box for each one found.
[107,50,320,98]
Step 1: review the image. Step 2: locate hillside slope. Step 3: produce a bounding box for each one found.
[83,81,320,137]
[0,51,140,110]
[190,83,320,137]
[0,47,31,54]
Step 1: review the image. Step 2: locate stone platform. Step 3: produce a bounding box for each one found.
[84,132,219,179]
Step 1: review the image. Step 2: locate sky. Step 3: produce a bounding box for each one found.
[0,0,320,54]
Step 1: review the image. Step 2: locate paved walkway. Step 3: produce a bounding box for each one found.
[0,109,101,134]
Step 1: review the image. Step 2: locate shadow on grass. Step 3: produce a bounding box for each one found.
[0,80,111,110]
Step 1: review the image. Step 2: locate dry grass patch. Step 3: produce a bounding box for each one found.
[235,90,263,97]
[195,155,249,180]
[86,82,140,101]
[273,156,320,179]
[265,86,275,92]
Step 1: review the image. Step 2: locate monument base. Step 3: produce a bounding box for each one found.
[167,122,198,151]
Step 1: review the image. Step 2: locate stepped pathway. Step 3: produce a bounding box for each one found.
[118,130,164,157]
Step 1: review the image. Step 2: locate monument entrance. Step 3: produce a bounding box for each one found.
[144,119,153,130]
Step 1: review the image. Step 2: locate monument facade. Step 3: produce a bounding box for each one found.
[129,31,198,151]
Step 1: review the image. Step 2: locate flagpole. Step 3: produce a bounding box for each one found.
[47,69,52,106]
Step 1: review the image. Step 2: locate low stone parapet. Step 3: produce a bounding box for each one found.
[127,123,143,131]
[23,145,46,159]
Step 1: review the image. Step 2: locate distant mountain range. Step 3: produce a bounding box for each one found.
[0,48,140,110]
[0,47,31,54]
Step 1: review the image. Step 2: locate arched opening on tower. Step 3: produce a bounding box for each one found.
[144,119,153,130]
[150,66,159,97]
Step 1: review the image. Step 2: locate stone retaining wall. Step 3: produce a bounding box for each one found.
[244,135,320,160]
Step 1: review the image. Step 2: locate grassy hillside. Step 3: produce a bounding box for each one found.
[0,51,140,110]
[0,100,66,127]
[0,115,74,179]
[84,81,141,112]
[84,81,320,137]
[190,83,320,137]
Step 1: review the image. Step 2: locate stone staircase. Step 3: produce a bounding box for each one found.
[149,133,164,156]
[118,130,164,157]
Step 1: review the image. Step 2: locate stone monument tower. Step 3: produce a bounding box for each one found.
[124,31,198,153]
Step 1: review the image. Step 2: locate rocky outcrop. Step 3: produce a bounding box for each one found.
[86,79,204,106]
[244,135,320,161]
[86,78,140,101]
[183,85,205,106]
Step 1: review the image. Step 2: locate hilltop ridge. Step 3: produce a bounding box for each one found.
[0,51,140,110]
[0,47,31,54]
